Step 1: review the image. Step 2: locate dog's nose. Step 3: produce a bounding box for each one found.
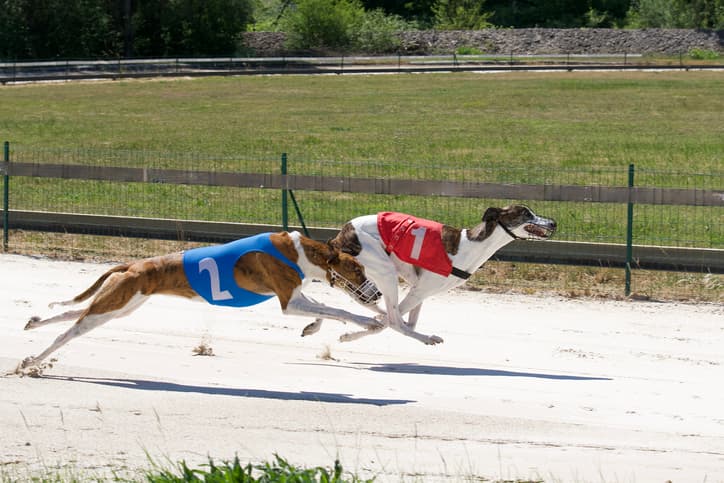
[550,220,558,230]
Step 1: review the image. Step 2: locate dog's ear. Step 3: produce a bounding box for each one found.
[482,207,501,222]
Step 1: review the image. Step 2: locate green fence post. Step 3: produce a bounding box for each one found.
[281,153,288,232]
[625,163,635,296]
[3,141,9,252]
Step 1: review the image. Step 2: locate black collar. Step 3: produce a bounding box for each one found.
[451,266,472,279]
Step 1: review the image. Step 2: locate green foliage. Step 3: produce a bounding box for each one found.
[455,45,483,55]
[688,48,720,60]
[625,0,723,28]
[281,0,365,50]
[0,0,121,59]
[132,0,253,56]
[350,9,413,53]
[358,0,436,26]
[146,455,373,482]
[279,0,414,52]
[432,0,493,29]
[248,0,289,31]
[0,0,253,60]
[485,0,631,27]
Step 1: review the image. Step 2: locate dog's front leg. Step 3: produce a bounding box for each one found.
[284,290,382,331]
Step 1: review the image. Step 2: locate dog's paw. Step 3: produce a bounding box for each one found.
[24,316,41,330]
[12,357,54,378]
[426,335,444,345]
[338,332,356,343]
[301,320,322,337]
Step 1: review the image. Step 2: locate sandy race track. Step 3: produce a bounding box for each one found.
[1,253,723,482]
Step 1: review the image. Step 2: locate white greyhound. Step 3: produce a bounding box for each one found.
[303,205,557,345]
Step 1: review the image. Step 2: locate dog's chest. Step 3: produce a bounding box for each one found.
[377,212,452,276]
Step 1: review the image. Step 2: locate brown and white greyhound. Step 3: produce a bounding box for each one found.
[303,205,557,345]
[17,231,381,373]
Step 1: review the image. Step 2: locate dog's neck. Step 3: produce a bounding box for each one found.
[453,224,515,272]
[290,231,329,282]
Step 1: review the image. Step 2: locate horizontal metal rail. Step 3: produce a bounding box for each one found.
[9,210,723,273]
[2,56,722,84]
[4,162,723,207]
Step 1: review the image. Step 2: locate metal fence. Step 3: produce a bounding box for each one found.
[2,54,723,84]
[2,144,723,296]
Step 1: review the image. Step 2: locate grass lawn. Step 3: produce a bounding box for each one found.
[2,71,722,173]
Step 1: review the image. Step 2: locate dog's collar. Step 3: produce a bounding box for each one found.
[451,266,472,280]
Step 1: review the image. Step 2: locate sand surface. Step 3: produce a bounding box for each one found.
[1,253,723,482]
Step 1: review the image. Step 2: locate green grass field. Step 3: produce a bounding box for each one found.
[3,71,722,173]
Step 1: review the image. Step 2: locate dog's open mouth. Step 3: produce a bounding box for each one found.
[524,224,553,239]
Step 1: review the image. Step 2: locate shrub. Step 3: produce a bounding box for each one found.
[350,9,413,53]
[281,0,364,51]
[688,48,720,60]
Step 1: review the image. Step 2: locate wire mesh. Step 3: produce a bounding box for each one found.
[4,146,722,251]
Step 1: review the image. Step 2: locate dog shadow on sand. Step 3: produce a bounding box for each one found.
[37,374,414,406]
[362,363,611,381]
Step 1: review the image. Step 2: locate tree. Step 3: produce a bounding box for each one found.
[485,0,632,27]
[358,0,438,26]
[0,0,121,60]
[132,0,253,57]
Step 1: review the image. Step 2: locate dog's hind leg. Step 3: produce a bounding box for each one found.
[21,288,149,370]
[339,325,385,342]
[25,309,86,330]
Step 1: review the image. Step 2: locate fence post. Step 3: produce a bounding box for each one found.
[625,163,635,296]
[281,152,288,231]
[3,141,9,251]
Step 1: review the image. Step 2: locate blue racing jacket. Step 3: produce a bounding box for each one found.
[182,233,305,307]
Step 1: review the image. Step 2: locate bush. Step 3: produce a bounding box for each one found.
[350,9,413,53]
[281,0,364,51]
[688,48,720,60]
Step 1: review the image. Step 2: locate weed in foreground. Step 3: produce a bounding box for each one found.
[145,455,374,483]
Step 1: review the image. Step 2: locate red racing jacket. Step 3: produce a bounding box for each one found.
[377,212,453,277]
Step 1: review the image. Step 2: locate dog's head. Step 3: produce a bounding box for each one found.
[325,249,382,305]
[483,205,557,240]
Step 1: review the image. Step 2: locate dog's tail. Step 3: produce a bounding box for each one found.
[48,263,131,309]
